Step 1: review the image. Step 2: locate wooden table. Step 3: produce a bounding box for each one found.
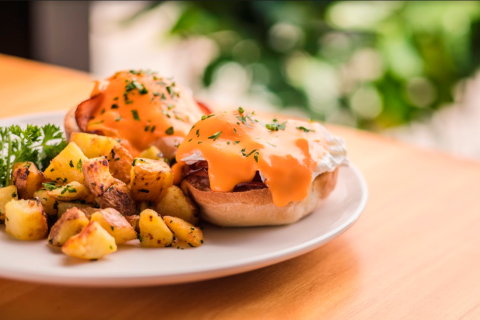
[1,54,480,319]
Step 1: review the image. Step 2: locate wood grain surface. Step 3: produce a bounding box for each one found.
[1,54,480,320]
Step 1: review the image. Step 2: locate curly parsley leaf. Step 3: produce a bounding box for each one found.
[0,124,66,187]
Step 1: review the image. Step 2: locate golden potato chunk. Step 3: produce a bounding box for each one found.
[98,182,137,216]
[5,199,48,240]
[82,157,116,197]
[125,215,140,232]
[44,142,88,184]
[164,216,204,247]
[33,189,58,216]
[12,162,45,199]
[70,132,119,158]
[57,202,97,219]
[138,146,163,160]
[90,208,137,244]
[47,181,90,201]
[62,221,117,260]
[130,158,173,202]
[138,209,173,247]
[48,207,89,247]
[107,144,133,184]
[155,185,199,225]
[0,186,18,221]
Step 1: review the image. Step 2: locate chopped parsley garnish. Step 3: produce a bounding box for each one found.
[165,126,174,135]
[90,120,104,125]
[125,79,148,95]
[115,116,122,122]
[131,110,140,121]
[69,160,74,168]
[238,107,244,113]
[266,118,287,131]
[77,159,83,172]
[111,104,119,109]
[241,148,257,158]
[196,129,200,137]
[227,141,231,145]
[234,141,240,144]
[198,141,203,144]
[208,131,222,141]
[296,126,315,133]
[201,114,215,120]
[233,128,237,133]
[254,152,259,163]
[150,125,156,132]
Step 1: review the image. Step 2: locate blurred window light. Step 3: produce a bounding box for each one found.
[349,85,383,119]
[232,39,261,63]
[347,48,384,82]
[318,32,353,63]
[405,77,437,108]
[327,1,400,31]
[268,22,304,53]
[211,61,251,94]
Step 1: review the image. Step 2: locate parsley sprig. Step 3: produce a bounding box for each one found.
[0,124,66,187]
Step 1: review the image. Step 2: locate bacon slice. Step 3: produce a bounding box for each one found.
[182,161,267,192]
[75,94,103,133]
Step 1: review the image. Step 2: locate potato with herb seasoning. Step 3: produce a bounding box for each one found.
[46,181,90,201]
[82,157,116,197]
[164,216,204,247]
[48,207,89,247]
[0,185,18,222]
[125,214,140,232]
[62,221,117,260]
[44,142,88,184]
[57,202,97,219]
[33,188,58,216]
[138,146,163,161]
[155,185,199,225]
[70,132,119,158]
[90,208,137,244]
[130,158,173,202]
[12,162,46,199]
[5,199,48,240]
[107,144,133,184]
[138,209,173,247]
[98,181,137,216]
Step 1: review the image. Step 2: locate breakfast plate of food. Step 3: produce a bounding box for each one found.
[0,70,367,287]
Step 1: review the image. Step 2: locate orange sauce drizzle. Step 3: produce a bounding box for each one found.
[86,70,204,156]
[176,110,330,207]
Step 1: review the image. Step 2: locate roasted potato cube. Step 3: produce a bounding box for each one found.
[138,209,173,247]
[155,185,199,225]
[139,146,163,160]
[0,186,18,221]
[5,199,48,240]
[164,216,204,247]
[57,202,97,219]
[33,189,58,216]
[44,142,88,184]
[62,221,117,260]
[70,132,119,158]
[47,181,90,201]
[12,162,46,199]
[130,158,173,202]
[91,208,136,244]
[48,207,89,247]
[82,157,116,197]
[98,182,137,216]
[125,215,140,232]
[107,144,133,184]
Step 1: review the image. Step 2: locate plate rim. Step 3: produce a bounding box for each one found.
[0,111,368,287]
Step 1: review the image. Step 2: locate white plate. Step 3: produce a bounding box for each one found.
[0,111,368,287]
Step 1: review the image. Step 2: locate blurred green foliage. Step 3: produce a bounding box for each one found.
[132,1,480,129]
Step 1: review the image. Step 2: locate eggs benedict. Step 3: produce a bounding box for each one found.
[175,108,348,227]
[64,70,210,158]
